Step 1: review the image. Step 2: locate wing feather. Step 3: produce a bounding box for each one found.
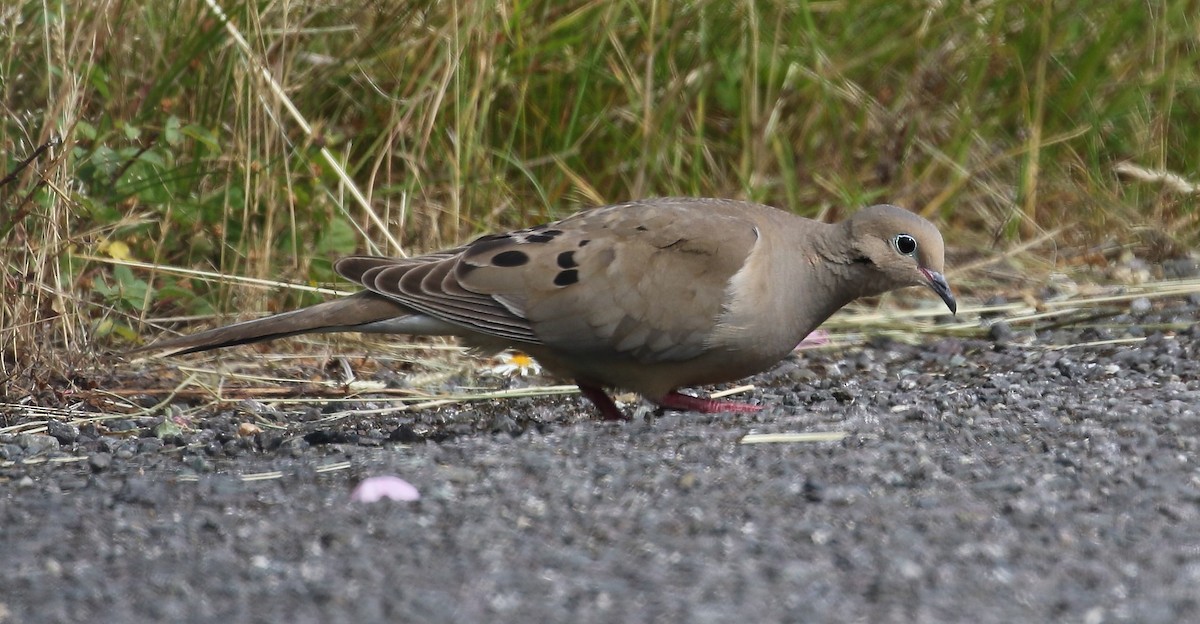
[334,198,763,361]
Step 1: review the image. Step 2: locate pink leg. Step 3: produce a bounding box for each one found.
[654,390,762,414]
[577,382,628,421]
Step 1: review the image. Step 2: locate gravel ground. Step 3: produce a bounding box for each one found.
[2,300,1200,623]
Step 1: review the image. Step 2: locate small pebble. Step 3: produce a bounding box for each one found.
[46,420,79,445]
[108,419,139,432]
[489,414,523,436]
[16,434,59,455]
[988,321,1014,343]
[1162,258,1200,279]
[280,437,309,457]
[115,447,136,460]
[89,453,113,472]
[1129,297,1153,315]
[186,455,212,473]
[389,425,422,444]
[137,437,165,453]
[803,480,826,503]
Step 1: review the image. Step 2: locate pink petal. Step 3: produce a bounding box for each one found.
[795,330,831,350]
[350,476,420,503]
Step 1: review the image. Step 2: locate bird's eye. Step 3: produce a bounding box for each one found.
[893,234,917,256]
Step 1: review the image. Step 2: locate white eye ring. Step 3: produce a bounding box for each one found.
[893,234,917,256]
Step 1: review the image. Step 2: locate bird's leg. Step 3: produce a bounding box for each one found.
[576,382,628,421]
[654,391,762,414]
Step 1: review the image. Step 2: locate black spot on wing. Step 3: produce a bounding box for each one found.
[578,239,590,247]
[524,228,563,244]
[553,269,579,286]
[556,251,578,268]
[492,250,530,267]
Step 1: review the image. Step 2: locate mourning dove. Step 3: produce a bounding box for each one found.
[136,198,956,420]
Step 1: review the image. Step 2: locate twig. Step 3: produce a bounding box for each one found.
[0,137,63,188]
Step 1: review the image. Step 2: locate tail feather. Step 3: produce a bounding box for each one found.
[131,292,419,357]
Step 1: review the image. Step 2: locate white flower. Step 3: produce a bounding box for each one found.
[489,351,543,377]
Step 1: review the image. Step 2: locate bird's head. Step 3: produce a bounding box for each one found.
[846,204,956,314]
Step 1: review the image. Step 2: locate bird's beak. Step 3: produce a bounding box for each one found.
[920,268,957,315]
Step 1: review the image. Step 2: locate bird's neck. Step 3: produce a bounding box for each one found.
[713,216,890,360]
[785,220,892,333]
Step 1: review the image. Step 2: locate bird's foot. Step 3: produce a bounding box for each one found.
[655,391,761,414]
[577,383,629,421]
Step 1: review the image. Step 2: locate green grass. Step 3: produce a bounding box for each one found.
[2,0,1198,394]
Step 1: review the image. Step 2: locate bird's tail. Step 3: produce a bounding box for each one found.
[129,292,421,357]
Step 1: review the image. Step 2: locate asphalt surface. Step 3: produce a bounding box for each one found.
[2,300,1199,623]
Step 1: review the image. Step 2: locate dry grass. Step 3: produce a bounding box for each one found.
[2,0,1199,405]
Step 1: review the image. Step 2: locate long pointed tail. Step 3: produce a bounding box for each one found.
[130,292,425,357]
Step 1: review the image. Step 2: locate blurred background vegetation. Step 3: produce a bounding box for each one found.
[2,0,1198,391]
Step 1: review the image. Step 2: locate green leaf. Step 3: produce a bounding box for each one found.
[136,148,167,168]
[94,265,154,312]
[75,120,97,141]
[180,124,220,154]
[315,215,359,256]
[164,116,183,146]
[88,146,121,178]
[93,318,139,342]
